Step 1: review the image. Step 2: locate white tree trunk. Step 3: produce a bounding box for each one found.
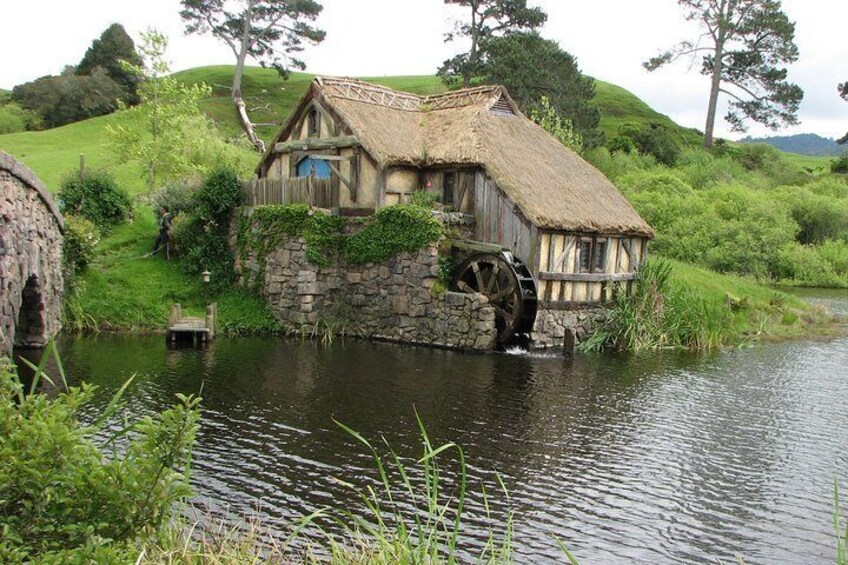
[233,0,266,153]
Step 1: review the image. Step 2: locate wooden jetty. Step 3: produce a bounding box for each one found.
[166,303,217,345]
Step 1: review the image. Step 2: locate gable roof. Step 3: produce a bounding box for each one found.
[260,77,653,237]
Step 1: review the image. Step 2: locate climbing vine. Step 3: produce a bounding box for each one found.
[238,204,445,289]
[345,205,444,265]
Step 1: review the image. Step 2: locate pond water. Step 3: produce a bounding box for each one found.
[30,290,848,563]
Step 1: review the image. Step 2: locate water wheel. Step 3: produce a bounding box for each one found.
[452,252,538,347]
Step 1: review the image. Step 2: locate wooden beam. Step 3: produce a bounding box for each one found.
[538,272,636,283]
[303,154,350,161]
[451,239,509,254]
[324,160,355,200]
[274,136,360,153]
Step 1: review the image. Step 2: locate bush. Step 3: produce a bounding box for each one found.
[0,347,200,563]
[832,152,848,174]
[62,215,100,277]
[773,186,848,245]
[615,122,682,166]
[774,242,844,287]
[59,170,132,233]
[151,178,201,218]
[193,168,243,226]
[345,205,444,265]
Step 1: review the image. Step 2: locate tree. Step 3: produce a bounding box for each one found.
[439,0,546,88]
[476,32,602,148]
[12,67,123,128]
[107,31,254,191]
[530,96,583,153]
[180,0,325,152]
[76,23,143,105]
[644,0,803,149]
[839,81,848,145]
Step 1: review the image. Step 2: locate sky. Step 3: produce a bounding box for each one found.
[1,0,846,140]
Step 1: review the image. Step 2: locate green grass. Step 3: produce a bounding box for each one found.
[66,207,279,335]
[666,258,838,341]
[593,79,704,147]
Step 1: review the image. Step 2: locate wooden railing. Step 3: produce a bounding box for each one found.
[240,177,338,208]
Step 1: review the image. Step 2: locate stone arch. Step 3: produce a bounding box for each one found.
[0,152,65,355]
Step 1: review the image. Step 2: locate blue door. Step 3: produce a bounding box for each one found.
[296,157,332,179]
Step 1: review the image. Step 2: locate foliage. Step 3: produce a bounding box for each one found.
[345,206,444,265]
[0,345,200,563]
[180,0,325,150]
[108,30,253,192]
[581,259,733,352]
[151,178,201,218]
[439,0,546,88]
[62,215,100,278]
[612,122,682,166]
[644,0,803,148]
[832,152,848,174]
[76,23,143,105]
[410,189,440,209]
[0,100,40,134]
[176,169,243,289]
[840,82,848,145]
[772,184,848,245]
[58,169,132,234]
[478,32,602,148]
[12,67,123,129]
[530,95,584,153]
[237,204,344,285]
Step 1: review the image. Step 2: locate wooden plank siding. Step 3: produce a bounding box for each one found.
[537,231,648,304]
[241,177,339,208]
[474,172,535,267]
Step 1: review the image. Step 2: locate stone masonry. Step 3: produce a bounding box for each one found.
[237,232,498,351]
[531,305,608,350]
[0,152,65,354]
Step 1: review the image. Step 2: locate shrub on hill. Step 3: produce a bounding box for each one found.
[609,122,682,166]
[62,215,100,279]
[59,170,132,234]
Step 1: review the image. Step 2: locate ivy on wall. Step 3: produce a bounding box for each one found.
[237,204,445,284]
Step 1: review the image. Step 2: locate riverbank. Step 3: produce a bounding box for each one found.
[65,207,843,349]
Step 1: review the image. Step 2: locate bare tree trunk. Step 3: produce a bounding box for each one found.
[704,8,728,150]
[233,0,266,153]
[463,1,480,88]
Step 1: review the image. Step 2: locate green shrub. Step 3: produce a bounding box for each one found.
[62,215,100,277]
[584,146,658,182]
[0,346,200,563]
[773,186,848,245]
[410,189,440,209]
[345,205,444,265]
[816,240,848,279]
[615,122,682,166]
[774,242,844,287]
[607,134,636,154]
[151,178,201,217]
[58,170,132,233]
[831,152,848,174]
[175,169,243,289]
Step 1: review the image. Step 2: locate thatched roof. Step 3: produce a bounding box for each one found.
[263,77,653,237]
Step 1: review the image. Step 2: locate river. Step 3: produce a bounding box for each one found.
[32,290,848,563]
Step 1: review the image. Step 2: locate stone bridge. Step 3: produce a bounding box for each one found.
[1,152,64,355]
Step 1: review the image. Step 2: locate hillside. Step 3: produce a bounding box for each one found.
[741,133,844,157]
[0,65,703,193]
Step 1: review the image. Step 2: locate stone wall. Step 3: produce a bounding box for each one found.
[0,152,65,354]
[531,305,607,350]
[237,234,498,351]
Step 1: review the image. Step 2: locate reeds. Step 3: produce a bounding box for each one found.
[581,259,733,352]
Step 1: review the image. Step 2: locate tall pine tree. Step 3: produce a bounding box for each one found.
[440,0,546,88]
[644,0,803,149]
[76,24,143,105]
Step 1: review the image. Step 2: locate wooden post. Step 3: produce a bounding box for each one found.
[79,154,86,177]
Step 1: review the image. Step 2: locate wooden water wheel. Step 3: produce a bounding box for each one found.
[453,252,538,347]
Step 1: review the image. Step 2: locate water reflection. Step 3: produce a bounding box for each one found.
[54,301,848,564]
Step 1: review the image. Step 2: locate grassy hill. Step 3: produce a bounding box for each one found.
[0,65,706,193]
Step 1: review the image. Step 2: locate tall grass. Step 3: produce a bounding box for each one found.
[581,259,733,352]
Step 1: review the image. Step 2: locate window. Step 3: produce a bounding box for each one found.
[593,240,607,272]
[442,171,455,207]
[307,107,320,137]
[578,240,592,272]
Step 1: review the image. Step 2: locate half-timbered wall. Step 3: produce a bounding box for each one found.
[474,173,535,267]
[536,232,647,304]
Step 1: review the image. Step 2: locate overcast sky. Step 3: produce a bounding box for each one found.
[2,0,846,140]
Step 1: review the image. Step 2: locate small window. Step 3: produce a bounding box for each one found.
[442,171,455,207]
[578,240,592,273]
[307,107,320,137]
[593,240,607,272]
